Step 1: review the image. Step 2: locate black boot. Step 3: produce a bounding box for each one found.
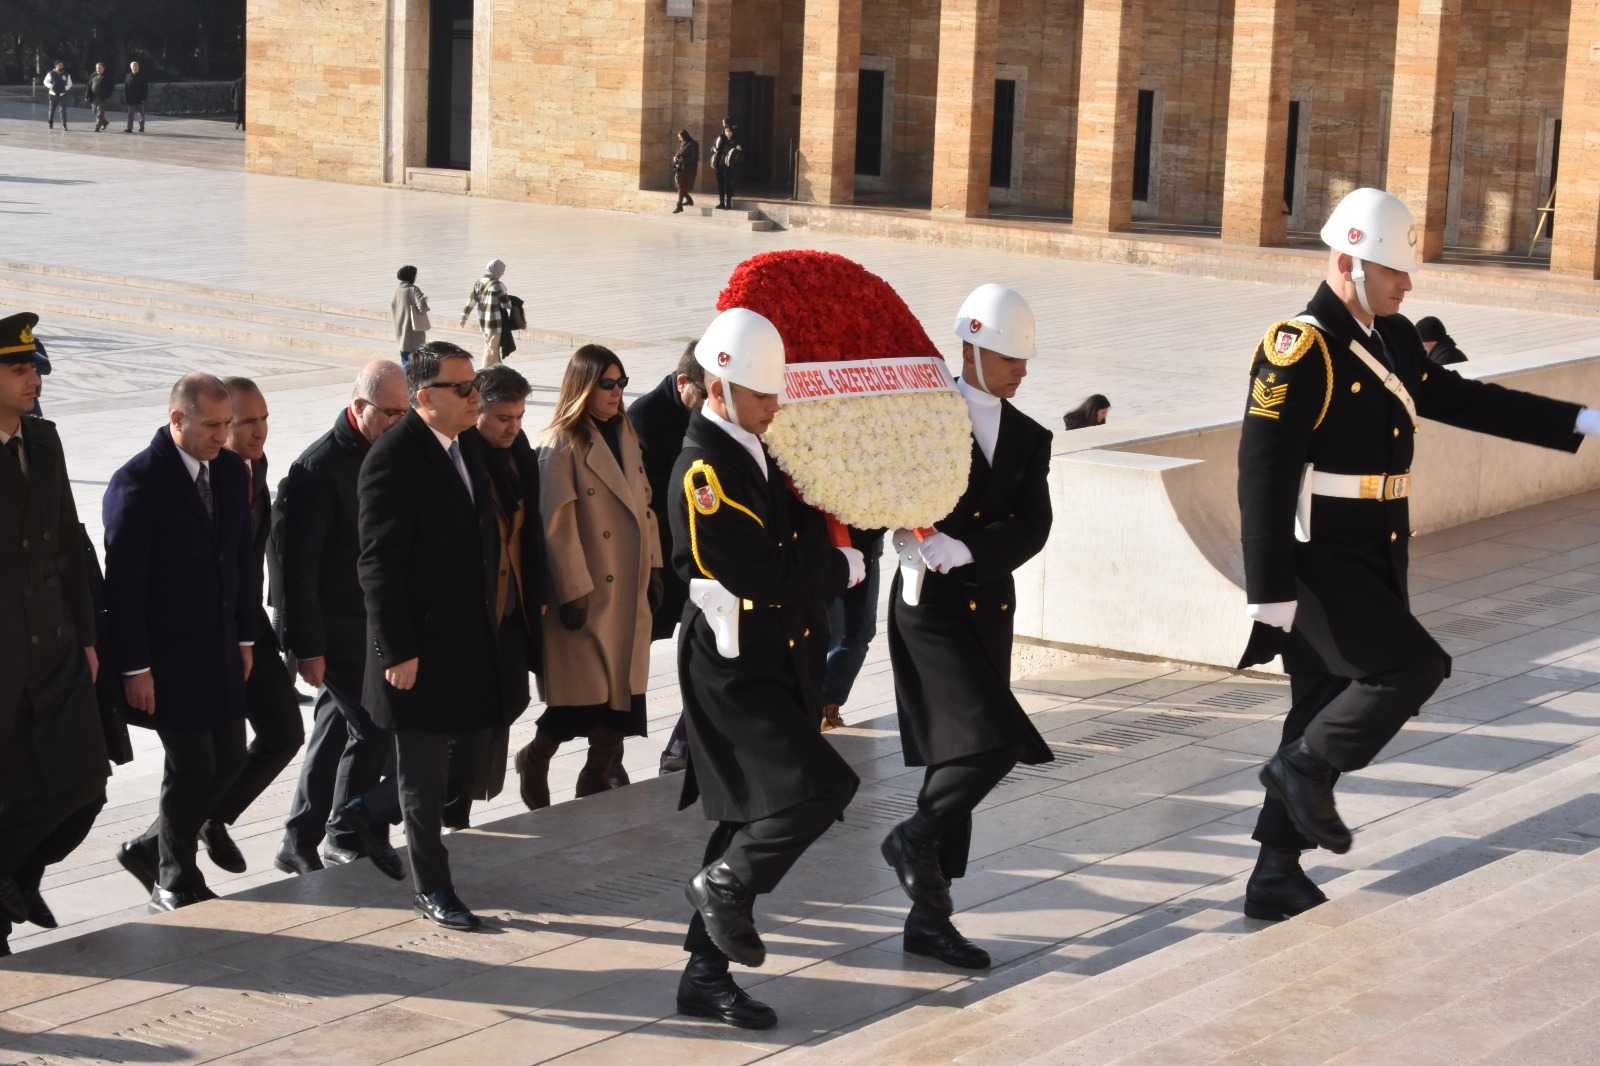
[881,822,953,914]
[676,953,777,1029]
[0,876,28,924]
[1244,846,1327,921]
[685,861,765,967]
[904,903,990,969]
[515,733,559,810]
[575,729,623,798]
[1259,738,1352,854]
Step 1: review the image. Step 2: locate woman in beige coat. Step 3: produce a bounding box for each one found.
[521,344,662,804]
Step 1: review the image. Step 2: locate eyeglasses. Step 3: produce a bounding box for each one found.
[421,379,480,398]
[595,377,630,392]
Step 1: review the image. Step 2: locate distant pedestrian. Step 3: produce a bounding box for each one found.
[232,76,245,131]
[44,62,72,131]
[88,64,111,132]
[1415,316,1467,365]
[712,119,742,210]
[393,265,431,366]
[123,62,148,134]
[460,259,508,367]
[672,129,699,213]
[1061,393,1110,430]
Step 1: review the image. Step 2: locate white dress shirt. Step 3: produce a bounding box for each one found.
[0,422,27,478]
[702,405,768,480]
[958,377,1002,465]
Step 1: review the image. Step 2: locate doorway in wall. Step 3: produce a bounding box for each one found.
[426,0,473,170]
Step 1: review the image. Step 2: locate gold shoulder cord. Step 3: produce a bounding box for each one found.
[1256,322,1334,430]
[682,458,765,579]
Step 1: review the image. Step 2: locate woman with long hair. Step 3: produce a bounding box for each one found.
[518,345,662,807]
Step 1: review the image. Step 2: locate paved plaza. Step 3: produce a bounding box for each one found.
[8,127,1600,1063]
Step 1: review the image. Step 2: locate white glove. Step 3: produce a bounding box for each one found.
[1247,601,1297,632]
[1577,408,1600,436]
[837,546,866,588]
[919,532,974,573]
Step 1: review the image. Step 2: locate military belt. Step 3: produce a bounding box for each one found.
[1310,470,1412,502]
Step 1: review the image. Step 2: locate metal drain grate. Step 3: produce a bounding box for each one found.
[841,792,922,831]
[242,959,379,1007]
[1525,587,1590,606]
[572,868,686,907]
[1431,616,1503,638]
[1195,688,1280,709]
[1129,711,1219,735]
[113,1003,258,1050]
[1483,602,1545,623]
[1075,726,1163,750]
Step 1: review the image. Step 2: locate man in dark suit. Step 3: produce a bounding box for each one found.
[625,341,703,776]
[272,361,410,875]
[106,373,256,912]
[171,378,303,875]
[358,341,503,930]
[0,313,109,956]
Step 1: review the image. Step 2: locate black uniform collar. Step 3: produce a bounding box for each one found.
[1306,282,1393,360]
[686,409,770,486]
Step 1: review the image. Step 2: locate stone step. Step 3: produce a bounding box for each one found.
[403,166,470,195]
[641,192,780,231]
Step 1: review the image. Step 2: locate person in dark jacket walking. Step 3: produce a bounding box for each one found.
[672,129,700,213]
[123,61,148,133]
[43,62,72,130]
[0,313,109,958]
[357,342,502,931]
[1061,393,1110,430]
[711,119,741,210]
[273,361,410,875]
[106,374,256,912]
[1415,316,1467,365]
[88,63,112,131]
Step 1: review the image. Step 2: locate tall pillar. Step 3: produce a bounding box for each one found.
[931,0,1001,217]
[1386,0,1461,262]
[1552,0,1600,277]
[699,0,732,151]
[1220,0,1295,246]
[1071,0,1143,231]
[796,0,862,204]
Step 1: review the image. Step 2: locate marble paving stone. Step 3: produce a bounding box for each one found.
[1044,747,1261,807]
[1425,673,1580,723]
[1451,627,1600,678]
[206,1002,477,1065]
[1360,734,1561,789]
[1028,799,1238,862]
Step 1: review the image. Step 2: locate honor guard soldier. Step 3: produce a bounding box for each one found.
[671,307,866,1030]
[1238,188,1600,920]
[883,284,1055,970]
[0,312,110,955]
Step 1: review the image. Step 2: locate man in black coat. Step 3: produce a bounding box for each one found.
[123,60,147,133]
[627,343,704,774]
[272,361,410,875]
[106,373,256,911]
[711,119,741,210]
[0,313,108,957]
[169,378,303,877]
[358,342,503,930]
[884,284,1054,972]
[671,309,864,1030]
[1236,188,1599,922]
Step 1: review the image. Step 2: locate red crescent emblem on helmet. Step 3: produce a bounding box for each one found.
[1348,227,1364,245]
[969,319,982,334]
[716,351,732,367]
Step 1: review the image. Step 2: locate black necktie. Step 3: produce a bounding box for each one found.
[1362,327,1392,370]
[3,437,22,480]
[196,464,215,521]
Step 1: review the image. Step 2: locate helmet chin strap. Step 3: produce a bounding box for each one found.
[969,343,993,395]
[1350,256,1375,319]
[720,376,741,427]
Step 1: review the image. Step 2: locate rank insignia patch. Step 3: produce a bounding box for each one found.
[1274,330,1298,355]
[1248,377,1289,420]
[693,483,718,514]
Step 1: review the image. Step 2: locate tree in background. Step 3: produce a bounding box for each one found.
[3,0,245,85]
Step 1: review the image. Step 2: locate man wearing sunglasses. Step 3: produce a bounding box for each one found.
[357,342,504,931]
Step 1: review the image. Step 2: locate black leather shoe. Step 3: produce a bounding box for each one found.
[414,890,481,931]
[1259,739,1352,854]
[25,889,57,929]
[200,820,247,874]
[319,842,362,867]
[904,911,991,970]
[659,752,687,775]
[685,861,765,968]
[1244,846,1329,921]
[677,954,777,1029]
[149,886,210,913]
[334,800,406,881]
[0,935,10,957]
[117,841,158,893]
[273,844,325,876]
[0,876,28,924]
[881,823,953,914]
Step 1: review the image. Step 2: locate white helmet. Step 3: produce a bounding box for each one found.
[1321,188,1418,317]
[696,307,786,395]
[954,283,1036,361]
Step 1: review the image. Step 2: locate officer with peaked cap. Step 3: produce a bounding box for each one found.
[881,283,1055,970]
[0,313,109,956]
[671,307,866,1030]
[1238,188,1600,920]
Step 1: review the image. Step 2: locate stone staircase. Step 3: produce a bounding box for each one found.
[642,191,780,232]
[771,735,1600,1065]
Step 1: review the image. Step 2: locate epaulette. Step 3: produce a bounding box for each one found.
[1252,319,1334,430]
[682,458,765,579]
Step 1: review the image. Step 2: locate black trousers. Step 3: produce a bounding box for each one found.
[47,96,69,126]
[210,643,303,825]
[283,680,390,853]
[0,784,104,944]
[133,720,248,891]
[907,750,1016,882]
[124,105,145,131]
[683,787,851,962]
[1253,652,1447,851]
[392,729,484,896]
[715,167,735,206]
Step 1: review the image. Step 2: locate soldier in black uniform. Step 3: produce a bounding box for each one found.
[671,307,865,1030]
[883,284,1054,969]
[1237,188,1598,920]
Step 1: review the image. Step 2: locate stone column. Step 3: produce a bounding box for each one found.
[1220,0,1295,246]
[1071,0,1143,231]
[1386,0,1461,262]
[931,0,1001,217]
[700,0,732,149]
[796,0,862,204]
[1553,0,1600,277]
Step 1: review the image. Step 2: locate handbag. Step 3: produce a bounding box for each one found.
[411,290,432,333]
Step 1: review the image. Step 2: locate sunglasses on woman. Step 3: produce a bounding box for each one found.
[595,376,630,392]
[422,378,480,398]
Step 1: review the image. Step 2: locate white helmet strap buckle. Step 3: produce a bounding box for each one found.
[1350,256,1374,319]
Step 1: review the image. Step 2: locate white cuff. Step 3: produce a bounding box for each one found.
[1246,600,1297,632]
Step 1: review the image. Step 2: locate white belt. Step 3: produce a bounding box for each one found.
[1309,470,1412,501]
[689,578,742,658]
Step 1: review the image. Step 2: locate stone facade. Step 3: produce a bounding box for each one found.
[244,0,1600,276]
